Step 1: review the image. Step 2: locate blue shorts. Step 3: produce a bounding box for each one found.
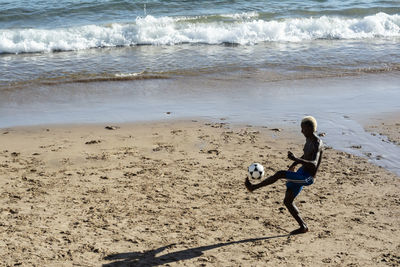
[285,167,314,198]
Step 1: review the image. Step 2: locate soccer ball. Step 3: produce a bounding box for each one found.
[248,163,264,179]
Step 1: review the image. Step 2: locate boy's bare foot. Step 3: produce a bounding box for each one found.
[245,178,254,192]
[290,226,309,235]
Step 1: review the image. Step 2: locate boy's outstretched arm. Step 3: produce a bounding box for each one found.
[288,159,300,171]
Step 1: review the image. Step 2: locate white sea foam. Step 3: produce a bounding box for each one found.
[114,72,144,78]
[220,11,260,20]
[0,12,399,54]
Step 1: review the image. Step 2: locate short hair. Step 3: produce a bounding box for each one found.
[301,116,317,132]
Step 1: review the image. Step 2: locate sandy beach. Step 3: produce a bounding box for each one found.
[0,118,399,266]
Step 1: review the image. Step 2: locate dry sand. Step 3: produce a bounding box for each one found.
[0,119,399,266]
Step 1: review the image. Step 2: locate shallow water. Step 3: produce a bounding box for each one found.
[1,72,399,175]
[321,116,400,176]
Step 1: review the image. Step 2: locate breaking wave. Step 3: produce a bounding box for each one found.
[1,12,399,54]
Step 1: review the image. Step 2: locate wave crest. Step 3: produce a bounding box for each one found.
[1,12,399,54]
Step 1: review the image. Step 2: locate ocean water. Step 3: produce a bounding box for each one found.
[1,0,400,86]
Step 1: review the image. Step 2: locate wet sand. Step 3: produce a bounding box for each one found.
[2,72,400,176]
[364,113,400,146]
[0,119,399,266]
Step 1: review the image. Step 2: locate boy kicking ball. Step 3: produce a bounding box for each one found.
[245,116,323,235]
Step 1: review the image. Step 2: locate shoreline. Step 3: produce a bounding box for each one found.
[1,72,400,176]
[1,118,399,266]
[2,109,399,176]
[1,72,400,128]
[361,111,400,146]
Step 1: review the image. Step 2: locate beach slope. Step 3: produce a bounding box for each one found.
[0,120,399,266]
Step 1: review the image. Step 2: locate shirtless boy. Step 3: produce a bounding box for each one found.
[245,116,323,235]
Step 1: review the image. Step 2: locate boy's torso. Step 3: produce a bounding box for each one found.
[302,135,322,176]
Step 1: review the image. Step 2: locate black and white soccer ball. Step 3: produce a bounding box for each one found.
[248,163,264,179]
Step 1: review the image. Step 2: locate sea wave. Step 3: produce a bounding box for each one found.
[0,12,399,54]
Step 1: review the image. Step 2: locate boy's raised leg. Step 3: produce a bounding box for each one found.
[245,171,286,192]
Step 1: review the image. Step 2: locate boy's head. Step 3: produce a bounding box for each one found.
[301,116,317,137]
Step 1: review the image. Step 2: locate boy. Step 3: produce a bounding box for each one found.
[245,116,323,235]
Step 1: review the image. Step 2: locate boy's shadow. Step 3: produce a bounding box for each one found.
[103,234,289,266]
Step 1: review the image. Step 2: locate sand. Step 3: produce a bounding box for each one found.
[0,119,399,266]
[364,114,400,146]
